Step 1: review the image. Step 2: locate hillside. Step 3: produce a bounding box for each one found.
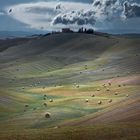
[0,33,140,140]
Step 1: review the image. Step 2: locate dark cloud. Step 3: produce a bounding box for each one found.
[105,0,118,6]
[52,0,140,28]
[93,0,102,7]
[123,1,140,18]
[52,10,96,26]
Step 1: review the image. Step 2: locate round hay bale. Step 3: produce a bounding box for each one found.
[118,85,121,87]
[103,84,106,86]
[85,99,89,102]
[74,83,77,85]
[25,104,29,107]
[84,65,88,70]
[98,101,102,105]
[97,88,100,91]
[45,112,51,118]
[115,92,118,95]
[126,94,129,97]
[108,99,112,103]
[54,126,59,129]
[76,85,80,88]
[104,85,106,88]
[49,99,53,102]
[44,103,47,106]
[91,94,95,97]
[108,82,111,86]
[106,88,110,91]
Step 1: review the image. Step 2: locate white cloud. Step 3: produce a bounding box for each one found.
[52,10,96,28]
[4,0,140,31]
[5,1,91,30]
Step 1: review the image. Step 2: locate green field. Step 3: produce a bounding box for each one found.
[0,33,140,139]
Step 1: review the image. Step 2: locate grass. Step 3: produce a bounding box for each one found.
[0,123,140,140]
[0,33,140,139]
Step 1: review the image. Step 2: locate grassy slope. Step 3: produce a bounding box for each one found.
[0,33,140,139]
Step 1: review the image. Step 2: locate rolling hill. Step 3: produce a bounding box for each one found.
[0,33,140,140]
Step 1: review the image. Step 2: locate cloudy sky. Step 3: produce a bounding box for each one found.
[0,0,140,33]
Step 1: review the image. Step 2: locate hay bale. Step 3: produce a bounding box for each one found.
[54,126,58,129]
[106,88,110,91]
[103,84,107,88]
[45,112,51,118]
[103,84,106,88]
[118,85,121,87]
[98,101,102,105]
[49,99,53,102]
[54,126,59,129]
[115,92,118,95]
[91,94,95,97]
[108,99,112,103]
[108,82,111,86]
[84,65,88,70]
[44,103,47,107]
[74,83,77,85]
[76,85,80,88]
[97,88,100,91]
[85,99,89,102]
[25,104,29,107]
[126,94,129,97]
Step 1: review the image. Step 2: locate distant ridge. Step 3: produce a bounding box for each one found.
[0,30,47,39]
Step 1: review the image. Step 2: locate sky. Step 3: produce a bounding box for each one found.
[0,0,140,33]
